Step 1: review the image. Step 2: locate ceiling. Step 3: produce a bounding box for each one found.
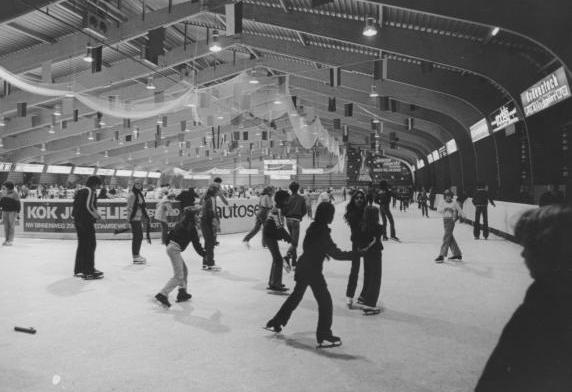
[0,0,568,172]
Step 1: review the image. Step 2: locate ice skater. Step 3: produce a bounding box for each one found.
[0,181,21,246]
[200,185,221,271]
[283,181,307,270]
[155,208,206,308]
[434,189,464,263]
[242,186,274,248]
[375,181,399,241]
[417,187,429,217]
[356,205,384,314]
[344,189,367,307]
[155,191,175,245]
[263,190,292,292]
[127,180,150,264]
[264,202,355,348]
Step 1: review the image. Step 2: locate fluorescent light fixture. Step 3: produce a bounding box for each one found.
[53,104,62,116]
[491,27,500,36]
[0,138,3,148]
[83,46,93,63]
[363,17,378,37]
[48,125,55,134]
[372,118,380,124]
[369,84,379,97]
[273,99,282,105]
[87,131,95,141]
[40,143,46,152]
[146,77,156,90]
[209,30,222,52]
[75,147,81,156]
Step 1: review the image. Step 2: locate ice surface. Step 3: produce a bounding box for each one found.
[0,203,531,392]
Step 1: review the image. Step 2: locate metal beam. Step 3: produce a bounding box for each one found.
[5,22,57,44]
[0,0,64,25]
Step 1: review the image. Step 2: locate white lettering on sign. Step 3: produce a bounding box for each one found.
[27,206,58,219]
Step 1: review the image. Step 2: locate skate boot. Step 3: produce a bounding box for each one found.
[155,293,171,308]
[176,288,192,303]
[263,319,283,333]
[317,334,342,348]
[434,255,444,263]
[242,240,250,249]
[133,255,147,264]
[362,304,382,315]
[282,255,292,273]
[346,297,354,309]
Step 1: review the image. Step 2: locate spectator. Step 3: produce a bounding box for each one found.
[472,183,496,240]
[0,181,21,246]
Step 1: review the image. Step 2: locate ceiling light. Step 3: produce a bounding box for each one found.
[363,17,378,37]
[369,84,379,98]
[491,27,500,37]
[185,103,196,108]
[88,132,95,141]
[104,151,109,158]
[144,142,149,149]
[65,92,75,98]
[0,118,5,126]
[217,115,224,120]
[372,118,380,124]
[273,99,282,105]
[48,125,55,134]
[83,45,93,63]
[40,143,46,152]
[53,104,62,116]
[249,78,259,84]
[146,77,156,90]
[209,30,222,53]
[0,138,3,148]
[76,147,81,156]
[156,117,163,125]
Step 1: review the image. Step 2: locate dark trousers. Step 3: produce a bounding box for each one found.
[272,274,333,339]
[346,243,364,299]
[286,218,301,265]
[474,206,489,239]
[362,250,382,307]
[160,221,169,245]
[201,219,216,266]
[74,221,96,275]
[421,202,429,217]
[130,221,143,256]
[380,206,396,238]
[243,216,265,246]
[266,237,283,288]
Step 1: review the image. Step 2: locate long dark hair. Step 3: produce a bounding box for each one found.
[344,189,366,225]
[315,202,335,225]
[361,205,380,232]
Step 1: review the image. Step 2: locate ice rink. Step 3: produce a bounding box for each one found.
[0,202,532,392]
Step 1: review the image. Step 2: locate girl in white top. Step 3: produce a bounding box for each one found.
[435,189,464,263]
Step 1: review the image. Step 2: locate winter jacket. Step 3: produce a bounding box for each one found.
[0,190,21,212]
[295,222,353,279]
[437,199,463,220]
[154,197,173,222]
[473,189,496,207]
[363,223,384,252]
[127,191,148,221]
[176,189,199,209]
[375,189,392,207]
[263,206,292,242]
[166,209,205,255]
[72,188,100,224]
[417,192,428,203]
[285,193,307,220]
[475,278,572,392]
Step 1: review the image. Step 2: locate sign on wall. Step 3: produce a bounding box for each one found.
[445,139,457,155]
[521,66,571,117]
[263,159,296,175]
[0,162,13,172]
[470,118,490,142]
[14,163,44,173]
[489,101,519,133]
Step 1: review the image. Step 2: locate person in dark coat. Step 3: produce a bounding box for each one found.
[176,187,199,210]
[200,185,220,271]
[284,181,307,269]
[344,189,368,307]
[475,204,572,392]
[375,181,398,241]
[265,202,355,347]
[263,190,292,292]
[472,183,496,240]
[154,208,206,308]
[358,205,384,313]
[72,176,103,280]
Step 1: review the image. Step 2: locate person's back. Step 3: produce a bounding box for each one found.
[285,193,306,219]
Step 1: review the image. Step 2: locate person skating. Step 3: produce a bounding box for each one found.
[435,189,464,263]
[155,191,175,245]
[472,182,496,240]
[375,181,399,241]
[283,181,307,270]
[264,202,355,348]
[0,181,21,246]
[175,186,199,210]
[72,176,103,280]
[344,189,368,308]
[357,205,384,314]
[301,188,312,220]
[263,190,292,292]
[200,185,221,271]
[127,180,150,264]
[417,187,429,217]
[475,204,572,392]
[155,208,206,308]
[242,186,274,249]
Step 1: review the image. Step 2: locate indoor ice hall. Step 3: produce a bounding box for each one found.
[1,1,571,392]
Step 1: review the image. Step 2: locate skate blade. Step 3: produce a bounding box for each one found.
[316,341,342,349]
[363,309,382,315]
[266,290,289,296]
[262,326,282,333]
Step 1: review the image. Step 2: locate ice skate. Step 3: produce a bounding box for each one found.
[362,305,382,315]
[202,264,222,271]
[316,335,342,348]
[133,255,146,264]
[448,255,463,261]
[263,319,282,333]
[346,297,353,309]
[434,255,444,263]
[242,240,250,249]
[82,273,103,280]
[176,288,192,303]
[154,293,171,308]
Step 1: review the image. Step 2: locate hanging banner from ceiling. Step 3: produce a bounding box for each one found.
[489,101,519,133]
[470,118,490,142]
[521,66,571,117]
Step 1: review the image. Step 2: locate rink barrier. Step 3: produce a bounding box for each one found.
[13,198,262,240]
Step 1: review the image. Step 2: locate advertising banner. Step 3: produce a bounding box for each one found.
[489,101,519,133]
[521,67,571,117]
[470,118,490,142]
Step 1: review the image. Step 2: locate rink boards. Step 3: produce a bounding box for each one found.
[12,198,261,239]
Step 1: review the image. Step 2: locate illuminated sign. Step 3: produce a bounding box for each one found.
[115,170,133,177]
[446,139,458,154]
[14,163,44,173]
[191,174,211,180]
[132,171,148,178]
[521,66,571,117]
[96,168,115,176]
[263,159,296,175]
[0,162,13,172]
[438,146,447,158]
[417,159,425,169]
[237,169,259,175]
[470,118,490,142]
[489,101,519,133]
[73,166,95,175]
[427,153,434,164]
[210,168,232,175]
[47,165,72,174]
[432,150,440,162]
[147,172,162,179]
[269,174,291,180]
[301,168,324,174]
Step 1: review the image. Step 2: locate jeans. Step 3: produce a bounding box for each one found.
[2,211,17,242]
[74,221,96,275]
[474,206,489,239]
[160,242,188,296]
[286,218,301,265]
[243,215,266,246]
[440,218,461,257]
[271,274,333,339]
[420,202,429,217]
[380,206,396,238]
[346,243,364,299]
[201,219,216,266]
[130,221,143,256]
[266,238,283,288]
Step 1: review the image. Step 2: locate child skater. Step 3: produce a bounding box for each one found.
[265,202,356,348]
[357,205,384,314]
[263,190,292,292]
[434,189,464,263]
[155,207,206,308]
